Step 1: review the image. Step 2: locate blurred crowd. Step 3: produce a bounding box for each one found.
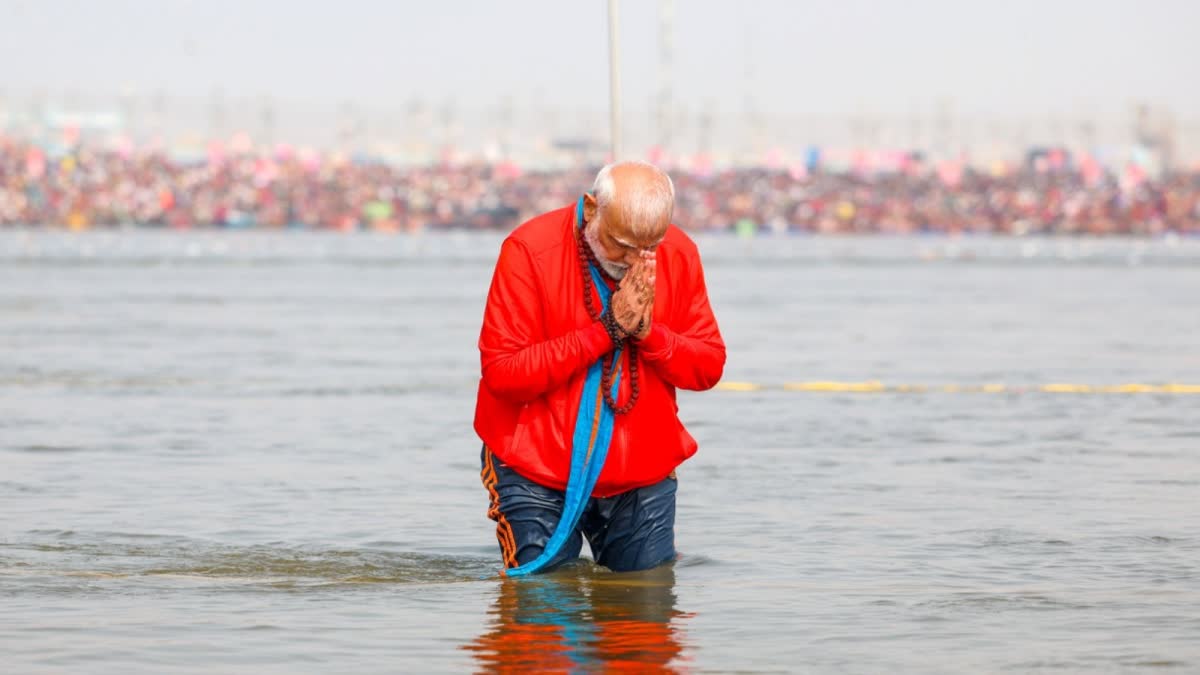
[2,137,1198,234]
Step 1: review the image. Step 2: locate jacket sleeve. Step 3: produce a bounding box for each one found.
[479,237,613,403]
[636,249,726,391]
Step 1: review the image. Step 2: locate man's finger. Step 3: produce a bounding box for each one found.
[637,298,654,339]
[628,267,645,294]
[628,256,645,278]
[623,262,644,291]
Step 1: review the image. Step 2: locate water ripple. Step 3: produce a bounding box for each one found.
[0,533,493,588]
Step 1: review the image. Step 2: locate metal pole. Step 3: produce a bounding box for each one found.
[607,0,622,161]
[657,0,674,152]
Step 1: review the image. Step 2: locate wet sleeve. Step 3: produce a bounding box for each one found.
[636,250,726,391]
[479,237,613,403]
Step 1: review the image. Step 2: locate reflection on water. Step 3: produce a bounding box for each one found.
[466,564,690,672]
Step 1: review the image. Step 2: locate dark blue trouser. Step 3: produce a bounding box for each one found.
[480,446,677,573]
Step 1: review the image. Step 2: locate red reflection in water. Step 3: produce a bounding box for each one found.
[464,565,692,673]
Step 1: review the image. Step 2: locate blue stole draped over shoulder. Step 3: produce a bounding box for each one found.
[504,197,623,577]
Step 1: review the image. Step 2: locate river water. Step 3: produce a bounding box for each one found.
[2,230,1198,672]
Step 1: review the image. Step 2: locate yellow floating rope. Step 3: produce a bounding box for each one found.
[782,380,886,392]
[714,381,1200,395]
[716,381,763,392]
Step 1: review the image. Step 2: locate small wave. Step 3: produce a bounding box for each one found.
[9,444,85,453]
[276,384,447,397]
[1008,660,1089,669]
[0,371,200,391]
[1131,479,1199,487]
[0,481,49,494]
[1165,430,1200,439]
[673,552,719,569]
[1,533,494,587]
[140,548,492,585]
[918,592,1091,612]
[957,528,1073,549]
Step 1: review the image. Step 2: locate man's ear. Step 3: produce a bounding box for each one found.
[583,192,598,225]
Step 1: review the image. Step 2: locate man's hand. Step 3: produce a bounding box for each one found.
[610,251,655,341]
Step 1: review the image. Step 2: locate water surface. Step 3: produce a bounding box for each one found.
[2,230,1199,672]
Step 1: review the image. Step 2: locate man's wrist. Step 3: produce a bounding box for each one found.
[599,305,626,345]
[579,320,614,359]
[635,322,670,356]
[631,319,651,342]
[628,317,646,340]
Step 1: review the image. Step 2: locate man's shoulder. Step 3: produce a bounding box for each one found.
[505,205,572,258]
[662,223,699,255]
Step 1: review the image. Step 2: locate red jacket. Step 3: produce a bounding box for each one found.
[474,205,726,497]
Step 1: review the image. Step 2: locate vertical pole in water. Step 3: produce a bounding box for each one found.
[607,0,623,161]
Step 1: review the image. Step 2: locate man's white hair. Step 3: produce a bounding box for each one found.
[592,161,675,239]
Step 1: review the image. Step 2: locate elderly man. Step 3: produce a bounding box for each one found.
[475,160,725,574]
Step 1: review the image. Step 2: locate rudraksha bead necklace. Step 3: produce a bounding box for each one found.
[576,221,640,414]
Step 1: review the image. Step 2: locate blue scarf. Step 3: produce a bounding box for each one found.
[504,197,623,577]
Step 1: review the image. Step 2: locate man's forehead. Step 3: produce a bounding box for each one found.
[603,211,668,247]
[612,231,666,248]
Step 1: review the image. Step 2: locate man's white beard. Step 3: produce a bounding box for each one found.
[584,221,629,280]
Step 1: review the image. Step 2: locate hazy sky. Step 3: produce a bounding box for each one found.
[2,0,1196,121]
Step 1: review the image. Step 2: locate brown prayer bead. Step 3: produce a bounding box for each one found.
[576,220,639,414]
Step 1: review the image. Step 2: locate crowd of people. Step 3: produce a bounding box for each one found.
[1,136,1198,234]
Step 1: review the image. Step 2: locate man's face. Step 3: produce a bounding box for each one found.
[591,207,667,268]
